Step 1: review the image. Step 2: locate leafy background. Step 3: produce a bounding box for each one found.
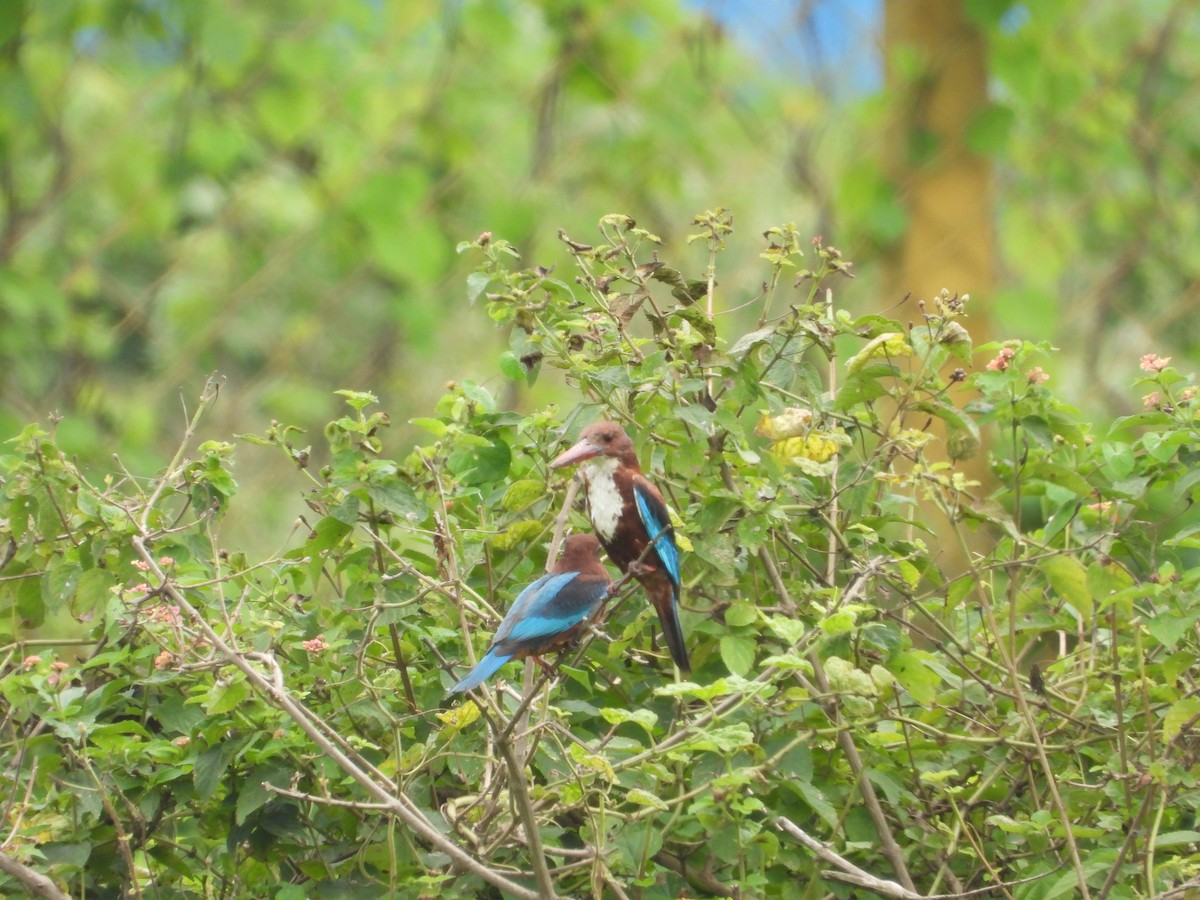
[6,1,1197,529]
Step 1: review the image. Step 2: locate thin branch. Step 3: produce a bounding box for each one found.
[652,849,739,897]
[824,287,840,586]
[128,385,542,900]
[775,817,1048,900]
[494,730,558,899]
[138,376,223,536]
[136,538,541,899]
[262,782,394,810]
[0,850,71,900]
[777,816,924,900]
[70,749,144,900]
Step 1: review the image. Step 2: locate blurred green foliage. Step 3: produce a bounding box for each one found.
[0,0,815,462]
[4,0,1198,518]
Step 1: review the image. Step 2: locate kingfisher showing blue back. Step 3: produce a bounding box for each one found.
[448,534,611,694]
[550,421,690,673]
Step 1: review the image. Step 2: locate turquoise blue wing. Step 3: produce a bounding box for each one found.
[632,478,680,593]
[496,571,590,645]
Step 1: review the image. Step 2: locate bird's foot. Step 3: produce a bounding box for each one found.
[627,560,657,578]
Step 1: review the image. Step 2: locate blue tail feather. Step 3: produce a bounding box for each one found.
[448,649,514,694]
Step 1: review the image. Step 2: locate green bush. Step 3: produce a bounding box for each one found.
[3,214,1199,899]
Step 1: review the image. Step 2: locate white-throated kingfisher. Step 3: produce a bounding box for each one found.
[550,421,690,673]
[449,534,611,694]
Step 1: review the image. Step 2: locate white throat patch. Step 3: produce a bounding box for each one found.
[583,456,623,541]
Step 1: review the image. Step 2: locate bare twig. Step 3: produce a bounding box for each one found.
[71,749,144,900]
[0,850,71,900]
[777,816,924,900]
[652,849,739,898]
[775,817,1048,899]
[824,287,839,586]
[494,730,559,899]
[137,376,223,535]
[262,781,394,809]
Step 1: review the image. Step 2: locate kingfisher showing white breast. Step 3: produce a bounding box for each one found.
[551,421,690,673]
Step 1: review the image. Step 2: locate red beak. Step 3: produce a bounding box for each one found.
[550,438,600,469]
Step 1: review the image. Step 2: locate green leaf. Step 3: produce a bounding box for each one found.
[887,650,939,707]
[848,314,905,338]
[17,573,45,628]
[1041,556,1093,624]
[986,814,1038,835]
[39,842,92,869]
[819,611,856,636]
[1044,871,1087,900]
[334,389,378,411]
[447,438,511,485]
[626,788,668,811]
[155,695,206,734]
[1100,442,1135,480]
[194,739,242,801]
[45,557,79,614]
[835,368,893,409]
[498,350,523,381]
[720,634,756,677]
[1025,462,1093,498]
[1153,830,1200,848]
[502,479,544,512]
[1147,610,1200,651]
[1088,562,1134,611]
[825,656,877,706]
[655,675,765,703]
[409,417,448,437]
[365,480,426,521]
[235,766,286,825]
[205,678,249,716]
[75,573,114,624]
[682,723,756,754]
[488,518,543,550]
[790,779,839,830]
[675,404,714,430]
[729,326,775,358]
[1163,698,1200,744]
[766,616,808,645]
[466,271,491,303]
[915,400,980,460]
[725,602,758,628]
[600,707,658,733]
[945,576,974,612]
[328,494,361,525]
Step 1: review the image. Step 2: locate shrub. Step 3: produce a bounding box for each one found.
[2,214,1199,899]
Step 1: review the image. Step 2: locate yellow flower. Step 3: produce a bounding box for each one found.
[846,333,913,373]
[755,408,813,440]
[769,432,842,465]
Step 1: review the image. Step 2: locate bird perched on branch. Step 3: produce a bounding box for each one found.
[550,421,690,672]
[448,534,611,694]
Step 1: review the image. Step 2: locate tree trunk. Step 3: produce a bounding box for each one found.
[884,0,997,571]
[883,0,996,325]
